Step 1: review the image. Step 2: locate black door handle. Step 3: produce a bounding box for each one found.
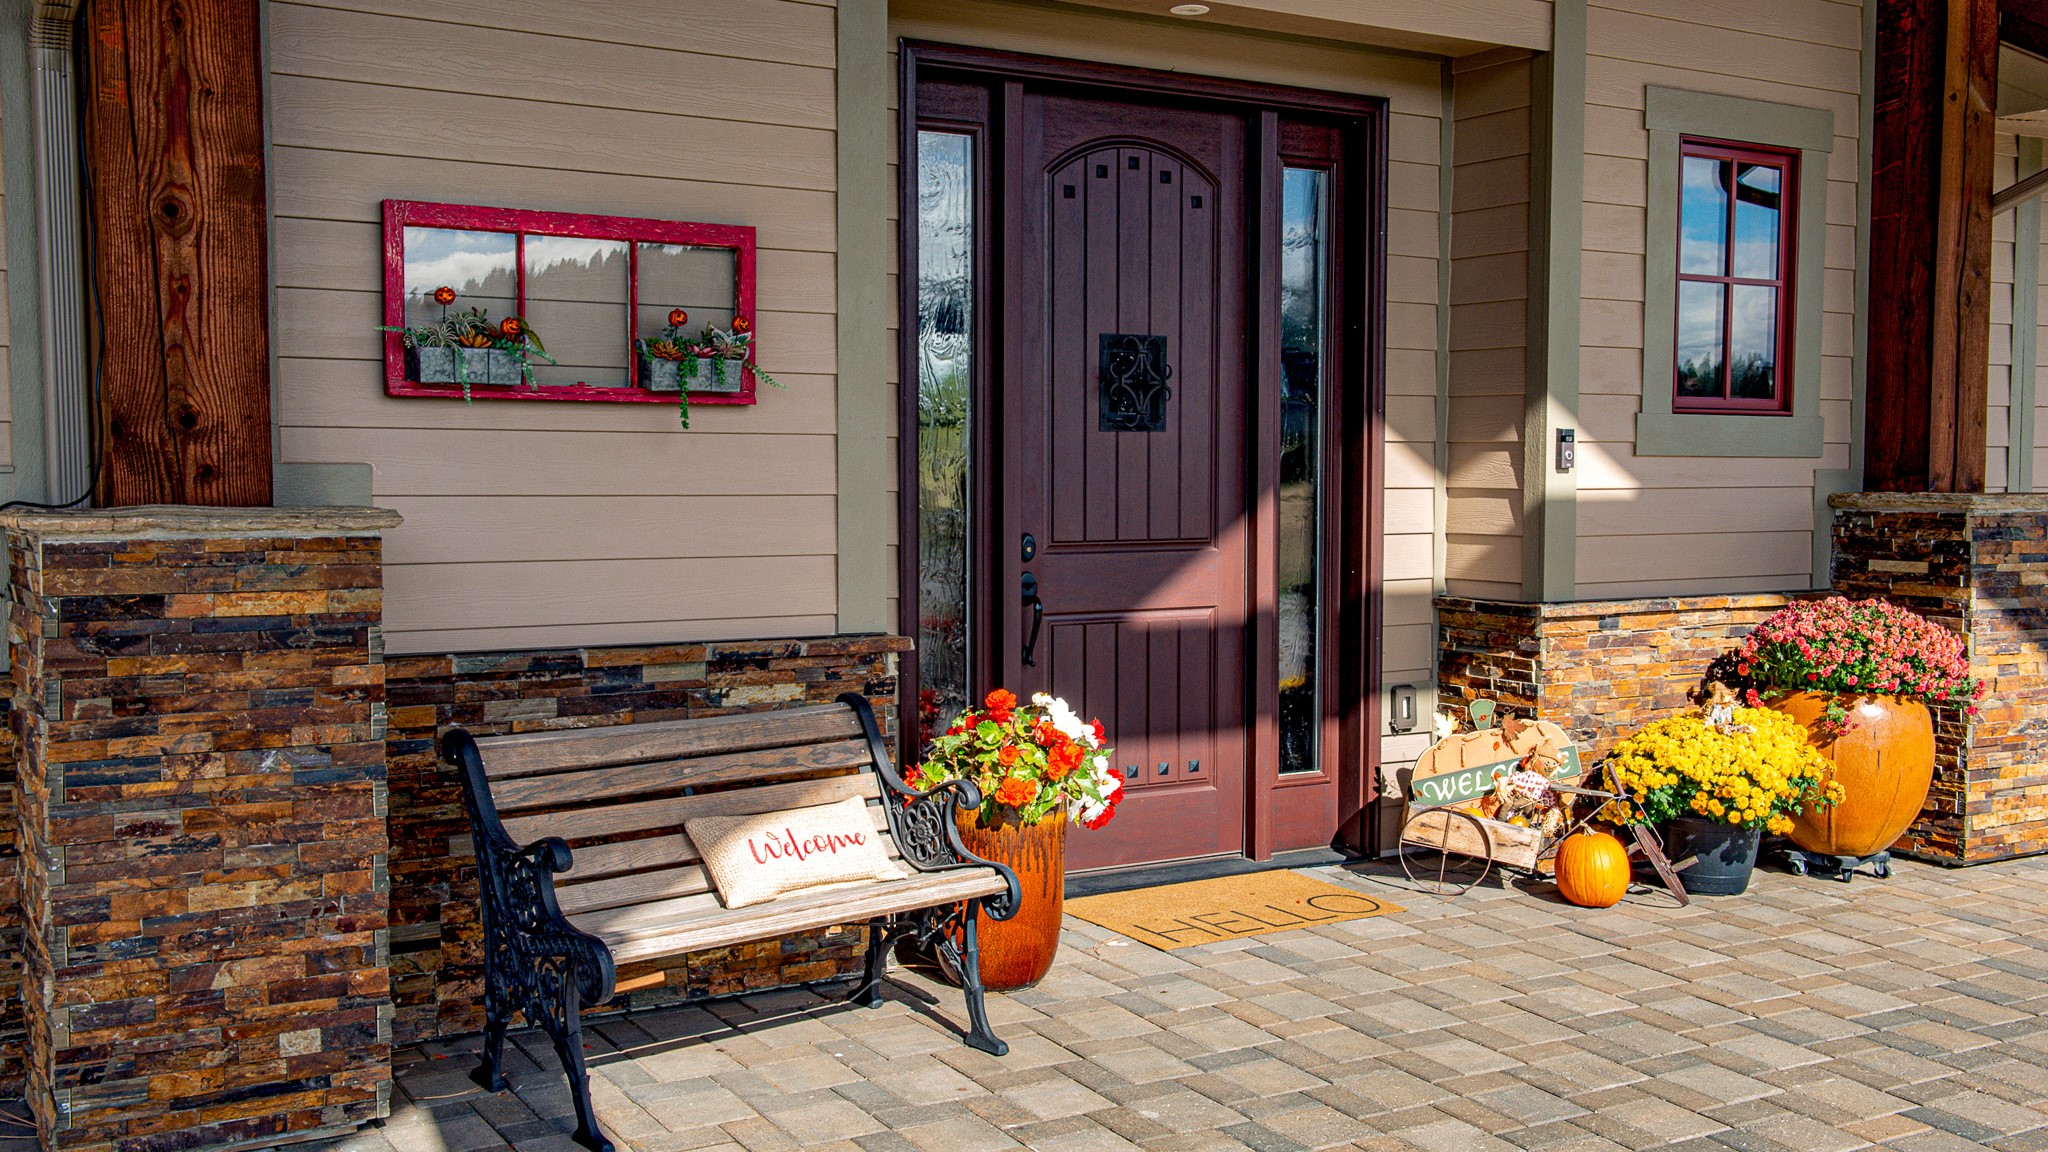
[1020,571,1044,668]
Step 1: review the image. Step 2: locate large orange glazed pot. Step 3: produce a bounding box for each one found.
[1769,692,1935,858]
[952,809,1067,991]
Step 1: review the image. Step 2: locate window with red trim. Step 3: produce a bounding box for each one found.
[1673,140,1797,413]
[380,200,758,406]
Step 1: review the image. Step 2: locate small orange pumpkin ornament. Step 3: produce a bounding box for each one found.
[732,316,751,333]
[1553,831,1630,908]
[432,285,457,306]
[668,308,689,327]
[498,317,524,340]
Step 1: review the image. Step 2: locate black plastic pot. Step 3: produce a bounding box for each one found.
[1664,816,1761,896]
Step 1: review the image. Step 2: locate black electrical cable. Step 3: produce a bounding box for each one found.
[1,4,103,514]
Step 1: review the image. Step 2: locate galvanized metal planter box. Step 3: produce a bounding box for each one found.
[407,346,524,387]
[640,354,747,393]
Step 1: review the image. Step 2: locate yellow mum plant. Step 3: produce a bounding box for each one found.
[1598,708,1842,835]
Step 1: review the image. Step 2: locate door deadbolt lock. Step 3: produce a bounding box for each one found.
[1020,532,1037,561]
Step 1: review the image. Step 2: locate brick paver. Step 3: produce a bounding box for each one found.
[309,855,2048,1152]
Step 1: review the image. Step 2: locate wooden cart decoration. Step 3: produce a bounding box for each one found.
[1399,701,1689,903]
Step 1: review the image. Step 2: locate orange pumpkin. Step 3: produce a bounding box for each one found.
[668,307,690,327]
[1554,831,1630,908]
[432,285,457,306]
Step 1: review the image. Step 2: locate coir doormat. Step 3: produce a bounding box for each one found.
[1066,870,1403,951]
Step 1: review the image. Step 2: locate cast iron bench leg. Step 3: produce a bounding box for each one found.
[857,918,892,1008]
[471,993,510,1093]
[958,901,1008,1057]
[555,975,614,1152]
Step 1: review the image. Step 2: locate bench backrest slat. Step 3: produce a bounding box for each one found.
[489,738,874,815]
[474,705,864,779]
[504,773,882,853]
[551,806,899,917]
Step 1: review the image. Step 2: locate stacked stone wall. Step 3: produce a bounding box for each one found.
[1438,495,2048,866]
[1437,594,1790,756]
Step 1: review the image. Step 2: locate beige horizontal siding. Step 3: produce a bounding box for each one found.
[1989,136,2018,492]
[1446,50,1532,600]
[268,0,841,654]
[1576,0,1863,595]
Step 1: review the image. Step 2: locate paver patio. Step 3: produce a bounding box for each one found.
[309,855,2048,1152]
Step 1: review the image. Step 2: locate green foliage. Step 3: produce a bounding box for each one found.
[636,318,786,428]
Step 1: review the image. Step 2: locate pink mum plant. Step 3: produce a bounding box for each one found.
[1732,597,1983,733]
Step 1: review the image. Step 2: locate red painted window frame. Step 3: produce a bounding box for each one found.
[1671,139,1798,415]
[381,199,759,405]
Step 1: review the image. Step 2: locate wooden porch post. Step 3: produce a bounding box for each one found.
[1865,0,1998,493]
[81,0,274,507]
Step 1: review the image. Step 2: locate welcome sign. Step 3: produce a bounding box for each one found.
[1405,745,1583,811]
[1404,716,1583,812]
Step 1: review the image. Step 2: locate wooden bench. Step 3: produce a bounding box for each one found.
[442,693,1020,1152]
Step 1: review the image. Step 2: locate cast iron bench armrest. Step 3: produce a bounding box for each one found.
[443,729,619,1005]
[841,693,1022,921]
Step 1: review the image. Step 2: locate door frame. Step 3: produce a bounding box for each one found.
[895,40,1390,861]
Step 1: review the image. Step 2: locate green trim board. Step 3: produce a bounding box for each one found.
[2013,138,2041,494]
[274,462,373,508]
[1811,467,1857,589]
[1636,87,1832,458]
[1,5,46,500]
[835,2,893,633]
[1522,0,1584,602]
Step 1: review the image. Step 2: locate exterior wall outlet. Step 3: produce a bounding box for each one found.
[1389,683,1419,733]
[1557,428,1576,472]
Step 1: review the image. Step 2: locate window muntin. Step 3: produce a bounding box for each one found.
[1673,141,1796,413]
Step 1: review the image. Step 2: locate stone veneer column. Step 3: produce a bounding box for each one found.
[4,506,400,1152]
[1830,493,2048,864]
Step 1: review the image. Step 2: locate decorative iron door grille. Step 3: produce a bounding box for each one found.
[1098,333,1173,432]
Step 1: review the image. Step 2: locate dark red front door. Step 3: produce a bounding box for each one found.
[1003,92,1250,871]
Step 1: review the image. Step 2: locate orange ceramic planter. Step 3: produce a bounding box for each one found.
[954,810,1067,991]
[1769,693,1935,859]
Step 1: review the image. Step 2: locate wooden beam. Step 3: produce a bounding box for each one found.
[82,0,273,507]
[1866,0,1998,493]
[1931,0,1998,492]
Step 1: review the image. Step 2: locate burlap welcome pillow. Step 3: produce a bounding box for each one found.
[688,797,909,909]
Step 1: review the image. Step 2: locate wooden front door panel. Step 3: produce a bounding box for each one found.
[1005,92,1249,872]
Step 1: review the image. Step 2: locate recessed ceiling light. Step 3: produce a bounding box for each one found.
[1170,3,1211,14]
